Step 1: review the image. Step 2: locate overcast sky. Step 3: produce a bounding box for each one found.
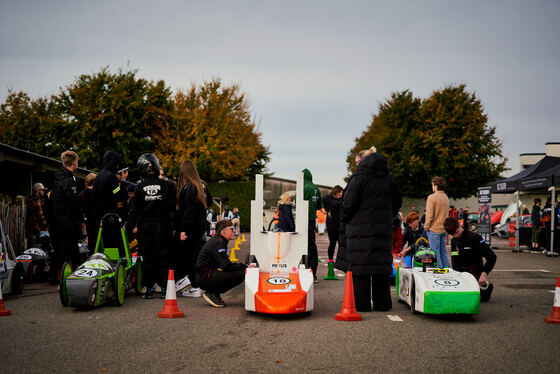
[1,0,559,187]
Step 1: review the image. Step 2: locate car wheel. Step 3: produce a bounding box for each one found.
[410,277,418,314]
[114,263,125,306]
[469,222,478,232]
[133,258,143,296]
[11,262,25,295]
[59,262,72,306]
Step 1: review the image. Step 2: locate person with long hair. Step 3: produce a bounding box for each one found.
[175,160,213,298]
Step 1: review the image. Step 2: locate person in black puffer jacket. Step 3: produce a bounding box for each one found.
[342,152,402,312]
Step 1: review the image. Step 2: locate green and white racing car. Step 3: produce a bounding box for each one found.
[60,213,142,308]
[396,240,480,315]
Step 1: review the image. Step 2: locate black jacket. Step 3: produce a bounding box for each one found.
[451,229,496,278]
[52,166,84,233]
[334,220,349,272]
[402,222,425,256]
[323,193,342,232]
[179,182,213,239]
[92,150,122,223]
[342,153,402,275]
[195,235,247,274]
[133,175,176,225]
[277,204,295,232]
[531,204,541,226]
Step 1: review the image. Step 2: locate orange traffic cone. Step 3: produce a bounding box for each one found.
[157,270,184,318]
[0,282,11,316]
[545,276,560,324]
[335,271,362,321]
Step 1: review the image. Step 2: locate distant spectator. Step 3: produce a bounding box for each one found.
[222,205,234,221]
[392,214,403,255]
[26,182,48,248]
[277,193,295,232]
[323,185,343,261]
[231,207,240,235]
[449,205,458,219]
[520,204,529,215]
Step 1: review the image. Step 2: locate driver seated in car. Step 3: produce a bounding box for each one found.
[444,216,497,302]
[413,242,438,270]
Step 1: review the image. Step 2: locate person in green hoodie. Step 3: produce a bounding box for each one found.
[302,169,323,282]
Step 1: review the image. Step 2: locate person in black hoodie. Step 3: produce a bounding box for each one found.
[323,185,343,261]
[196,219,247,307]
[133,153,176,299]
[176,159,213,298]
[342,152,402,312]
[51,150,85,275]
[92,150,123,225]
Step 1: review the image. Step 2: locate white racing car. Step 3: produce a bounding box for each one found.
[396,243,480,315]
[0,219,24,295]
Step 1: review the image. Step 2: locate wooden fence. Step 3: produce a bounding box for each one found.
[0,201,26,256]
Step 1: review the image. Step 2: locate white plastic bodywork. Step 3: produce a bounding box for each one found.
[245,173,313,313]
[398,267,480,314]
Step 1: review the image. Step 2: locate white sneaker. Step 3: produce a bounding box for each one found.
[154,284,162,293]
[175,276,192,293]
[182,287,202,298]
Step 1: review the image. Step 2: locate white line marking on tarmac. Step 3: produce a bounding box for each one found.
[493,269,551,273]
[387,315,403,322]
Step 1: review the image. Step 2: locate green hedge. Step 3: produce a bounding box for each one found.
[207,180,255,232]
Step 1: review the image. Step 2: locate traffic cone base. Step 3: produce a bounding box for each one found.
[158,270,185,318]
[545,276,560,324]
[335,271,362,321]
[0,284,11,316]
[324,260,338,280]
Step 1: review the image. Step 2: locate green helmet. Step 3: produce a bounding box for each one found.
[413,246,437,268]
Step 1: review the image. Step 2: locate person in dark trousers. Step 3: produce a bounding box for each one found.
[444,216,497,301]
[342,152,402,312]
[133,153,176,299]
[302,168,323,282]
[531,198,542,252]
[92,150,123,226]
[176,159,213,298]
[26,182,48,248]
[196,220,247,307]
[277,192,295,232]
[51,150,85,276]
[323,185,343,261]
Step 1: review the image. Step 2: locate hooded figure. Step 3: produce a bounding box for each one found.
[92,150,123,225]
[302,168,323,279]
[342,152,401,311]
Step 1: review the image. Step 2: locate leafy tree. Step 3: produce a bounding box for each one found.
[0,91,63,157]
[155,78,270,181]
[348,84,507,198]
[53,67,173,171]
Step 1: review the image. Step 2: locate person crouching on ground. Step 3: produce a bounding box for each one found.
[444,217,497,302]
[196,220,247,307]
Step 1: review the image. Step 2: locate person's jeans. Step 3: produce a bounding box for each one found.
[426,230,449,268]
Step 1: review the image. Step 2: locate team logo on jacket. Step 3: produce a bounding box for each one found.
[143,185,162,201]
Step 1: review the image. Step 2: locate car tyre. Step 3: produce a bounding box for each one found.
[59,261,72,306]
[114,263,125,306]
[11,262,25,295]
[410,277,418,315]
[133,258,143,296]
